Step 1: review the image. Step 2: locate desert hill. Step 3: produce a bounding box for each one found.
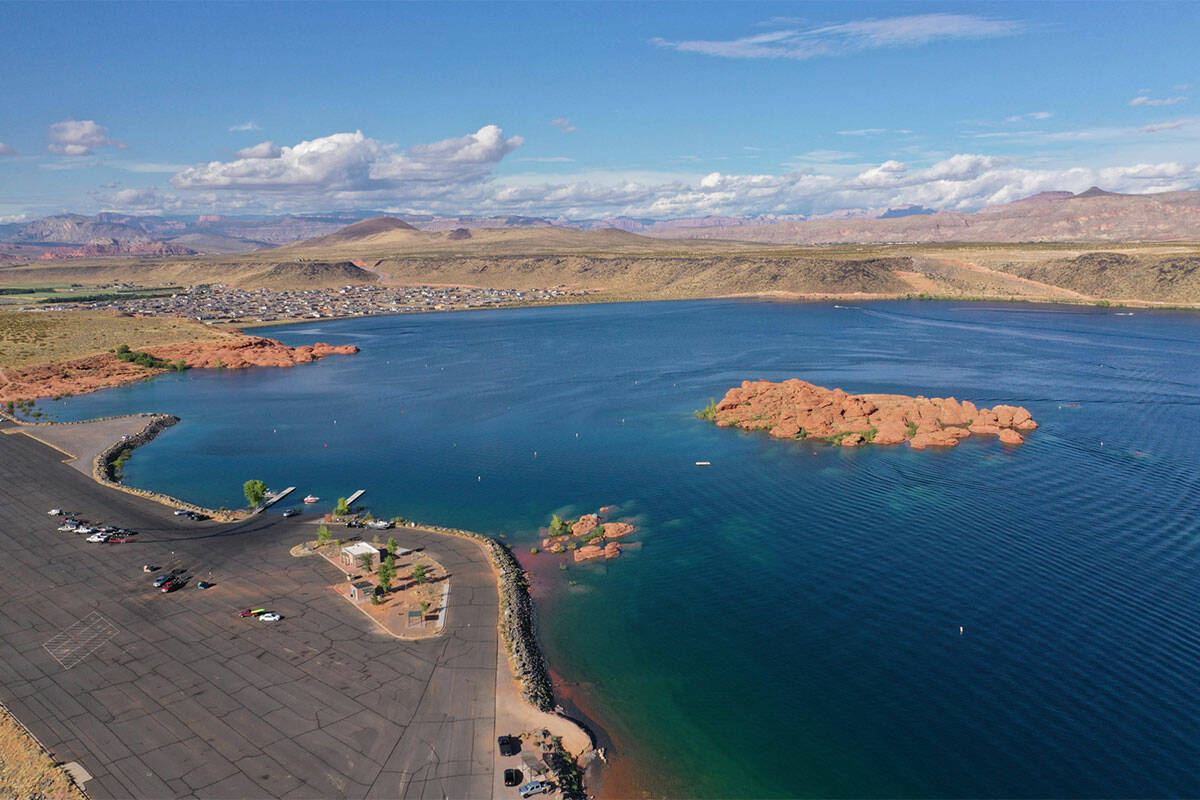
[646,188,1200,245]
[282,216,418,249]
[249,260,379,287]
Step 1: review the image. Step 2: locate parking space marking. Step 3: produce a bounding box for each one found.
[43,612,119,670]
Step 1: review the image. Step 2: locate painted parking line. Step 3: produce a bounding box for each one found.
[43,611,119,670]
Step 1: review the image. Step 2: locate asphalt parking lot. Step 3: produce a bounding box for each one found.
[0,424,500,798]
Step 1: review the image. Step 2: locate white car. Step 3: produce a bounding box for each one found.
[259,612,282,622]
[48,508,62,516]
[86,532,110,543]
[58,524,79,532]
[75,526,95,535]
[173,508,190,516]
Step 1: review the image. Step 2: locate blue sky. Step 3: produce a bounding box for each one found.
[2,1,1199,220]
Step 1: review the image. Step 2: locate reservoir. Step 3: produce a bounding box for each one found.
[43,299,1200,797]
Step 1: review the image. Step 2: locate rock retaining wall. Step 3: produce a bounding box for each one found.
[405,521,556,710]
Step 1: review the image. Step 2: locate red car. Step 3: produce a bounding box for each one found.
[161,579,183,593]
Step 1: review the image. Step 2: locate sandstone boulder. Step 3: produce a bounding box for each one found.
[573,545,605,562]
[571,514,600,536]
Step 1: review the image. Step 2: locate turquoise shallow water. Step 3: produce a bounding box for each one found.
[41,300,1200,797]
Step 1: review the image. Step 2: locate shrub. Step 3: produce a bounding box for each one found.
[694,398,719,420]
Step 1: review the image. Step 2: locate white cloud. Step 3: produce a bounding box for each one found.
[837,128,887,136]
[235,141,283,159]
[550,118,578,134]
[1139,119,1193,133]
[652,13,1024,61]
[100,131,1200,220]
[0,142,16,156]
[172,125,524,199]
[47,119,124,155]
[976,118,1196,142]
[1131,95,1186,107]
[229,121,260,132]
[1005,111,1053,122]
[518,157,575,163]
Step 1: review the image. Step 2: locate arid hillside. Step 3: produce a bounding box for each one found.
[647,189,1200,245]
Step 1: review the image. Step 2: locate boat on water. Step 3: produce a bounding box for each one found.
[695,461,712,466]
[303,495,320,504]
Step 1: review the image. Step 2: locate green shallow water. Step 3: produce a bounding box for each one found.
[42,299,1200,797]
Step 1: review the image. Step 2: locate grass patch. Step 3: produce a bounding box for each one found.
[0,703,84,800]
[694,398,719,420]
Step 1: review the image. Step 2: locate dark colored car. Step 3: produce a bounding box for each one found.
[190,513,210,521]
[282,508,301,518]
[498,735,520,757]
[504,769,523,787]
[197,580,214,589]
[153,574,171,588]
[345,520,364,528]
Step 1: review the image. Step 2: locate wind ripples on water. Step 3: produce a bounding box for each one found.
[40,299,1200,798]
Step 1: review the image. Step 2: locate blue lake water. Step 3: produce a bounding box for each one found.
[41,299,1200,797]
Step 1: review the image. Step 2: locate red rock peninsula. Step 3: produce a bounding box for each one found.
[707,379,1037,448]
[0,336,358,403]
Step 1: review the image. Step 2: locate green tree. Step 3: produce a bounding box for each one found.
[316,524,331,546]
[243,479,268,507]
[378,556,395,593]
[387,537,398,555]
[412,562,427,584]
[334,497,350,516]
[357,552,375,574]
[549,514,566,535]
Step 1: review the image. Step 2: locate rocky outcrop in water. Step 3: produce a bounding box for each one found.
[706,379,1037,448]
[149,337,358,369]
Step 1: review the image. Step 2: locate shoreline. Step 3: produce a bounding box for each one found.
[6,291,1197,406]
[2,408,598,792]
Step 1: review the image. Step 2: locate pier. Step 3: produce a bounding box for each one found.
[346,489,366,506]
[258,486,295,512]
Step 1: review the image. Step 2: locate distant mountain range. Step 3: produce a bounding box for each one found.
[3,187,1198,262]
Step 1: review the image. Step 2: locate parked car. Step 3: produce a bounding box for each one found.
[259,612,281,622]
[106,536,135,544]
[197,580,214,590]
[153,575,171,588]
[173,508,190,516]
[518,781,553,798]
[190,513,210,521]
[48,508,62,516]
[504,769,523,787]
[238,608,266,617]
[161,580,183,593]
[345,520,364,528]
[58,524,79,532]
[498,735,520,757]
[366,520,393,530]
[281,508,301,518]
[86,532,111,543]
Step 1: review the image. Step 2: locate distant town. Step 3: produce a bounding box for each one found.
[27,283,601,323]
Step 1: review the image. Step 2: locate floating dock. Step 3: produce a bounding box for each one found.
[258,486,295,512]
[345,489,366,506]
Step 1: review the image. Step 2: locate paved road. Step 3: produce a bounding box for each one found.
[0,425,499,799]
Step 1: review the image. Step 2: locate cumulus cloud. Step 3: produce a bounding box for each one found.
[1131,95,1186,107]
[652,13,1024,60]
[47,119,124,155]
[235,141,283,159]
[0,142,16,156]
[229,121,260,131]
[550,118,577,133]
[103,131,1198,220]
[173,126,523,196]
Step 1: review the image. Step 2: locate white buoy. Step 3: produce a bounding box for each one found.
[959,626,964,635]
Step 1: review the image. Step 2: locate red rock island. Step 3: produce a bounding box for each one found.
[706,379,1037,448]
